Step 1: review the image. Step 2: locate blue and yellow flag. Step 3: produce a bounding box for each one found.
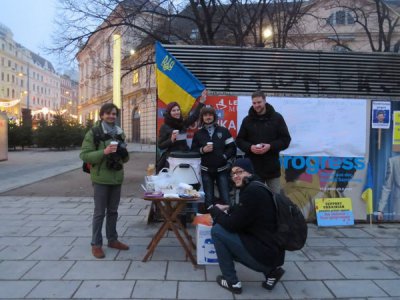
[156,42,205,115]
[361,163,373,215]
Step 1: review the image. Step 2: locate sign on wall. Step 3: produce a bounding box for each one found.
[372,101,391,129]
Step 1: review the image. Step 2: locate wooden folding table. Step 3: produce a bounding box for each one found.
[143,196,199,265]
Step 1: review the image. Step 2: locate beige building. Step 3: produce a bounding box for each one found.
[289,0,400,52]
[0,22,61,124]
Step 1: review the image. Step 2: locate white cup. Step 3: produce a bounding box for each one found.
[207,142,213,146]
[110,141,118,152]
[256,144,262,149]
[173,130,179,134]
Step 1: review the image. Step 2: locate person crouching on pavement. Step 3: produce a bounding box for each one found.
[80,103,130,259]
[191,105,236,208]
[209,158,285,294]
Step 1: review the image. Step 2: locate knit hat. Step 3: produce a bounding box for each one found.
[199,105,217,126]
[232,158,254,174]
[165,102,180,115]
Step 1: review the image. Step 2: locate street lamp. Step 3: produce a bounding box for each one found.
[263,27,273,40]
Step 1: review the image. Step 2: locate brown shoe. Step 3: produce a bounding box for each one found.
[91,246,105,259]
[108,240,129,250]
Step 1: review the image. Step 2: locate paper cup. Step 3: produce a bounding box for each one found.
[173,130,179,134]
[207,142,213,145]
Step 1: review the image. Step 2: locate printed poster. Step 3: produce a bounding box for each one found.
[315,198,354,226]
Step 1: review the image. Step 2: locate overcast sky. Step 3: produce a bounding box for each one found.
[0,0,59,67]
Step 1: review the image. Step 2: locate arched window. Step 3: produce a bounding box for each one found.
[327,10,355,26]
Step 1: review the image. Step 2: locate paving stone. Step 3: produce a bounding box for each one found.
[0,213,26,220]
[380,247,400,260]
[333,261,399,279]
[375,239,400,247]
[62,245,118,260]
[363,227,400,238]
[235,282,289,299]
[295,261,344,279]
[0,237,37,246]
[22,208,52,214]
[24,220,62,227]
[338,238,381,247]
[150,246,188,261]
[167,261,205,281]
[115,245,148,261]
[23,260,74,279]
[132,280,177,299]
[125,261,166,280]
[374,279,400,296]
[178,281,233,299]
[26,245,72,260]
[73,280,135,298]
[325,280,387,297]
[283,280,334,299]
[50,226,92,237]
[306,237,345,247]
[27,280,81,298]
[31,236,76,246]
[64,261,129,279]
[348,247,393,260]
[303,247,359,260]
[382,260,400,275]
[0,260,37,279]
[28,226,60,236]
[24,214,61,221]
[0,280,38,298]
[0,219,28,227]
[307,227,345,238]
[284,249,310,261]
[56,214,91,221]
[0,226,36,236]
[205,264,221,281]
[337,228,374,238]
[0,245,39,259]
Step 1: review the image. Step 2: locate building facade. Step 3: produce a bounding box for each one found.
[0,22,62,124]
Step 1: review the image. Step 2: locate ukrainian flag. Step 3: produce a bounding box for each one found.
[156,42,205,115]
[361,163,373,215]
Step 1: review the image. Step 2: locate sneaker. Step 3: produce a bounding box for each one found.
[216,275,242,294]
[262,267,285,290]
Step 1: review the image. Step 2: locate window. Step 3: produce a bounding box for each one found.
[190,29,200,40]
[132,69,139,84]
[327,10,355,26]
[332,45,351,52]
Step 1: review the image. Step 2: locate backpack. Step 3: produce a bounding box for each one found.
[82,126,105,174]
[253,181,308,251]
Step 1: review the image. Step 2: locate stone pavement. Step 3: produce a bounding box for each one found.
[0,143,155,194]
[0,195,400,299]
[1,147,400,299]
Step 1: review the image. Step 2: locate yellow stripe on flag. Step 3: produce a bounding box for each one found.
[361,188,373,215]
[156,69,197,115]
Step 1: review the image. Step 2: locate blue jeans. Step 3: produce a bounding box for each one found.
[201,170,231,208]
[211,224,274,284]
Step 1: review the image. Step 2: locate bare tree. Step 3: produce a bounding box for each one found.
[248,0,314,48]
[329,0,400,52]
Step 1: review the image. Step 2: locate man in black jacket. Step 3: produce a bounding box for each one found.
[209,158,285,294]
[236,91,291,194]
[191,105,236,208]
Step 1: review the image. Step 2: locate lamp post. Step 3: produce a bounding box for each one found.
[262,27,273,47]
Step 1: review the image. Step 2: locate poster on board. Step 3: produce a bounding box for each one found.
[372,101,391,129]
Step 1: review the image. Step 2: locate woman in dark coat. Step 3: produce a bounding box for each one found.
[156,91,206,173]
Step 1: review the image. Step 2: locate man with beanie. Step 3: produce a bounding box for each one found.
[209,158,285,294]
[191,105,236,208]
[236,90,291,194]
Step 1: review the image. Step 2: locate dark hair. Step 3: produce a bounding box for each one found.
[199,105,217,126]
[100,103,119,117]
[251,90,266,100]
[377,110,385,116]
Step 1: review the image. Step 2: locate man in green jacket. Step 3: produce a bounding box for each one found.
[80,103,130,259]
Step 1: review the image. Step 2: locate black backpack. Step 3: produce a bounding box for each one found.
[253,181,308,251]
[82,126,104,174]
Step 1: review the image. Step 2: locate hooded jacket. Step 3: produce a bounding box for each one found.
[236,103,291,180]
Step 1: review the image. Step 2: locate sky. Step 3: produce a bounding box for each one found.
[0,0,63,70]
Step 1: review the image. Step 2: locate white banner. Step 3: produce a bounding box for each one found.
[238,96,367,157]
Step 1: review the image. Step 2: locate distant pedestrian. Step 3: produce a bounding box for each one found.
[80,103,130,259]
[236,90,291,193]
[209,158,285,294]
[191,105,236,208]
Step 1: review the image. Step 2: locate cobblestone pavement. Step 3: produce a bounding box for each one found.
[1,147,400,299]
[0,195,399,299]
